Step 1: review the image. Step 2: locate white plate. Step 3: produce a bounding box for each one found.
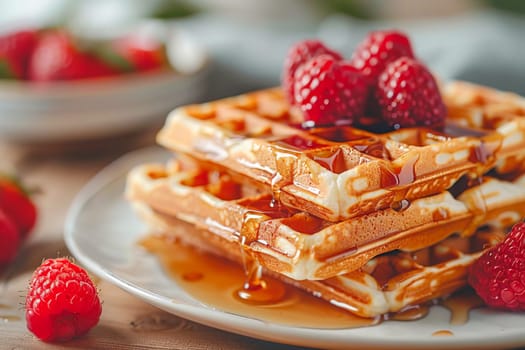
[64,147,525,350]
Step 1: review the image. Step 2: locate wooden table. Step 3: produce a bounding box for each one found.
[0,137,308,350]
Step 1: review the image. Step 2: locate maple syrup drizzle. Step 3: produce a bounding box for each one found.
[311,126,370,143]
[238,202,292,305]
[276,135,326,150]
[380,153,419,189]
[439,288,484,325]
[432,330,453,337]
[468,141,493,165]
[388,304,430,321]
[391,199,410,212]
[140,235,378,329]
[432,207,450,222]
[235,263,287,305]
[311,148,347,174]
[443,122,489,138]
[141,235,490,330]
[352,138,392,160]
[182,272,204,282]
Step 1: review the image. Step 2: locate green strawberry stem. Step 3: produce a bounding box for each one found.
[0,60,17,79]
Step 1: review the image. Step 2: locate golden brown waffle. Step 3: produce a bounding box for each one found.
[126,161,525,280]
[132,201,504,318]
[444,81,525,175]
[156,82,525,222]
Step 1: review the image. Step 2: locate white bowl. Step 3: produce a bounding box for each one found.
[0,29,209,143]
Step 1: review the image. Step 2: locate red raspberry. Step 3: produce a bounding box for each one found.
[375,57,446,129]
[282,39,342,104]
[294,54,368,126]
[349,30,414,82]
[0,208,20,267]
[26,258,102,342]
[468,222,525,311]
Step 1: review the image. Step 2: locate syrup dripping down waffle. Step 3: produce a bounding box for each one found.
[156,82,525,222]
[126,161,525,280]
[132,201,505,318]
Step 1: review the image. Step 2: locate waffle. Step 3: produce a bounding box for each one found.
[444,81,525,175]
[132,201,505,318]
[156,82,525,222]
[126,161,525,280]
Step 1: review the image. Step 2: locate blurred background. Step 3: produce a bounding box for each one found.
[0,0,524,148]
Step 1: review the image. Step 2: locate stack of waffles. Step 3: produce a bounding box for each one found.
[126,81,525,318]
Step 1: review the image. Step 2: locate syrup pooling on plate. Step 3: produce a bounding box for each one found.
[235,262,287,305]
[388,304,429,321]
[140,235,379,329]
[140,234,492,329]
[439,287,484,325]
[432,330,454,337]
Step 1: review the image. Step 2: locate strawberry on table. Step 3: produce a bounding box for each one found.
[468,222,525,311]
[0,175,37,239]
[0,208,20,267]
[26,258,102,342]
[28,30,116,81]
[0,29,39,79]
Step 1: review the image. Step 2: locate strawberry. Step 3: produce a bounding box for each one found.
[0,208,20,267]
[0,175,37,239]
[28,30,116,81]
[468,222,525,311]
[109,34,167,72]
[375,57,446,129]
[349,30,414,83]
[293,54,368,126]
[26,258,102,342]
[0,29,39,79]
[282,39,343,104]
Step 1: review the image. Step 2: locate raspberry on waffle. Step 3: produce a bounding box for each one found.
[156,83,525,222]
[126,161,525,280]
[131,201,504,318]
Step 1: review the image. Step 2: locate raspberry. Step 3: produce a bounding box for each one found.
[468,222,525,311]
[375,57,446,129]
[25,258,102,342]
[282,39,342,104]
[0,208,20,267]
[349,30,414,82]
[293,54,368,126]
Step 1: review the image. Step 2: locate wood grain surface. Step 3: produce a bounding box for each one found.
[0,138,308,350]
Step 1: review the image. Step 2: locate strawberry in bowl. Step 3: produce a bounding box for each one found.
[0,24,207,143]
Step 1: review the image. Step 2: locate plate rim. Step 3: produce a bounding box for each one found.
[64,147,525,350]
